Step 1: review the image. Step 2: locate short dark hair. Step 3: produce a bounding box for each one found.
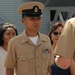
[48,22,64,45]
[0,22,18,46]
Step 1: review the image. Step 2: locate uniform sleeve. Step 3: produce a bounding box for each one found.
[4,39,17,69]
[48,38,54,66]
[54,20,75,59]
[48,50,54,66]
[0,56,2,73]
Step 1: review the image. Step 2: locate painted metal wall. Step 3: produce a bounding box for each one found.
[1,0,75,35]
[0,0,27,34]
[0,0,50,34]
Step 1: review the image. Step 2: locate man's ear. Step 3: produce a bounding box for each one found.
[21,19,24,23]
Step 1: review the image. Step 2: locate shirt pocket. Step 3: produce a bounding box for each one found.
[41,53,50,60]
[18,54,34,61]
[17,54,34,69]
[41,53,50,70]
[17,54,34,74]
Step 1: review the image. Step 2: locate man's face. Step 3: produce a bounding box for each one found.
[22,16,42,32]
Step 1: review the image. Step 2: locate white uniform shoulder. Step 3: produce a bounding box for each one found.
[40,33,51,43]
[8,33,22,44]
[68,18,75,28]
[41,33,50,39]
[40,33,49,37]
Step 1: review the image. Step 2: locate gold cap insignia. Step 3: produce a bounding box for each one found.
[34,7,38,12]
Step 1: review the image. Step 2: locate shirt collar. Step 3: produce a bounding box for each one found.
[20,31,47,44]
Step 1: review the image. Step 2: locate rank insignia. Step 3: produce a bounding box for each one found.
[42,46,51,53]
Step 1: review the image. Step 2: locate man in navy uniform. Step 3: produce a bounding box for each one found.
[4,1,54,75]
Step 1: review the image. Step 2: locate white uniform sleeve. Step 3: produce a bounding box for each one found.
[54,20,75,59]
